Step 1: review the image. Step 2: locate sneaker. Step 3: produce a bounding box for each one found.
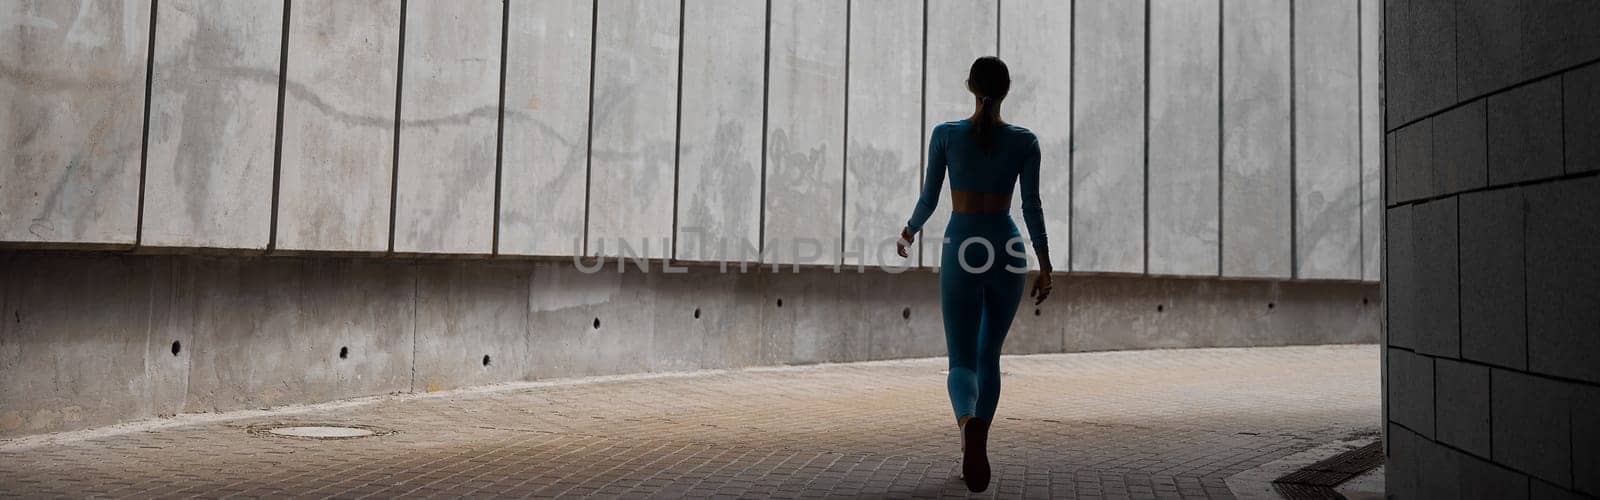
[960,417,991,492]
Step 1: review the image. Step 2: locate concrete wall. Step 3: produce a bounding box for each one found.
[0,250,1380,437]
[1383,0,1600,497]
[2,0,1379,283]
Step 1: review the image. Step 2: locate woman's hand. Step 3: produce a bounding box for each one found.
[895,228,915,258]
[1029,272,1053,305]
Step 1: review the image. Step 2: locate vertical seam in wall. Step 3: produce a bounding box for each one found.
[1522,186,1529,371]
[670,0,685,261]
[1357,0,1364,280]
[1217,0,1224,277]
[269,0,292,254]
[409,262,418,393]
[1454,196,1461,371]
[390,0,408,254]
[135,0,158,249]
[996,0,1001,57]
[758,0,771,259]
[583,0,597,256]
[1067,0,1075,273]
[1288,0,1298,279]
[918,0,928,267]
[493,0,510,256]
[841,0,852,259]
[1142,0,1150,275]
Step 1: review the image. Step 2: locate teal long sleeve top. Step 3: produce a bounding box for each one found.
[904,119,1049,260]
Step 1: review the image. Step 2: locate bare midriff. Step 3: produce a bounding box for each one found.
[951,190,1011,214]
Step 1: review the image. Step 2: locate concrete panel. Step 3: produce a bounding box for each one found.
[1567,63,1600,174]
[1459,187,1525,370]
[655,270,764,370]
[1221,0,1291,279]
[182,258,415,411]
[919,0,996,267]
[0,1,148,246]
[1065,277,1378,352]
[498,0,592,256]
[1525,177,1600,384]
[1070,0,1143,274]
[1383,0,1455,126]
[1430,100,1487,195]
[1492,368,1574,487]
[759,269,858,364]
[763,0,848,266]
[526,262,654,379]
[587,0,679,259]
[1147,0,1219,277]
[1434,358,1491,458]
[1294,0,1361,280]
[1487,77,1563,186]
[276,0,400,252]
[413,261,530,392]
[844,0,924,269]
[673,0,765,262]
[142,0,283,249]
[856,270,945,361]
[999,0,1072,273]
[1360,0,1381,281]
[393,0,501,254]
[0,255,174,437]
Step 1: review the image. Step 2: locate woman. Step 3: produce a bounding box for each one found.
[894,56,1053,493]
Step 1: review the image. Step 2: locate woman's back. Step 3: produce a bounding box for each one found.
[906,118,1047,259]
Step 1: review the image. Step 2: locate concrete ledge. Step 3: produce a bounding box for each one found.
[0,251,1380,437]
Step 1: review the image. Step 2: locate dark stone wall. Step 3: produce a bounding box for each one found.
[1383,0,1600,497]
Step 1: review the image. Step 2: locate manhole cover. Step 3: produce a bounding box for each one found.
[246,423,394,440]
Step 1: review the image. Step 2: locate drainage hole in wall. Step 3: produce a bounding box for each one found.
[482,355,492,367]
[1157,304,1165,313]
[593,317,601,330]
[776,298,784,308]
[171,340,182,356]
[1362,297,1370,305]
[1034,308,1041,316]
[693,308,701,319]
[1268,302,1276,310]
[339,346,349,359]
[902,307,911,320]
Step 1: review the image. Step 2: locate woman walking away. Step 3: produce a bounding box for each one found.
[894,56,1053,493]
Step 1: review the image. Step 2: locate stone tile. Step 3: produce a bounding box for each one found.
[1459,187,1527,369]
[1385,422,1421,500]
[1459,449,1532,500]
[1524,177,1600,383]
[1565,63,1600,174]
[1411,198,1460,358]
[1458,0,1600,99]
[1434,359,1492,458]
[1574,384,1600,497]
[1385,205,1416,349]
[1488,77,1564,185]
[1387,348,1435,437]
[1390,121,1435,204]
[1432,99,1489,195]
[1531,479,1587,500]
[1384,0,1457,125]
[1491,369,1573,487]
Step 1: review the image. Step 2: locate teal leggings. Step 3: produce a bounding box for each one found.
[939,212,1028,424]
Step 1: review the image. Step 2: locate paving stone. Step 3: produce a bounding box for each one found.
[1565,63,1600,173]
[0,346,1382,499]
[1488,77,1565,185]
[1434,358,1492,458]
[1491,369,1573,487]
[1524,177,1600,384]
[1432,99,1489,194]
[1458,187,1527,370]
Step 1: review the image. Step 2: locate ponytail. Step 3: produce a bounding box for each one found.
[967,56,1010,153]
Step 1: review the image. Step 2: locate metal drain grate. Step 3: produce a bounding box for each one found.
[246,423,395,440]
[1272,440,1384,500]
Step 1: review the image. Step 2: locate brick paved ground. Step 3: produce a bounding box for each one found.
[0,345,1379,499]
